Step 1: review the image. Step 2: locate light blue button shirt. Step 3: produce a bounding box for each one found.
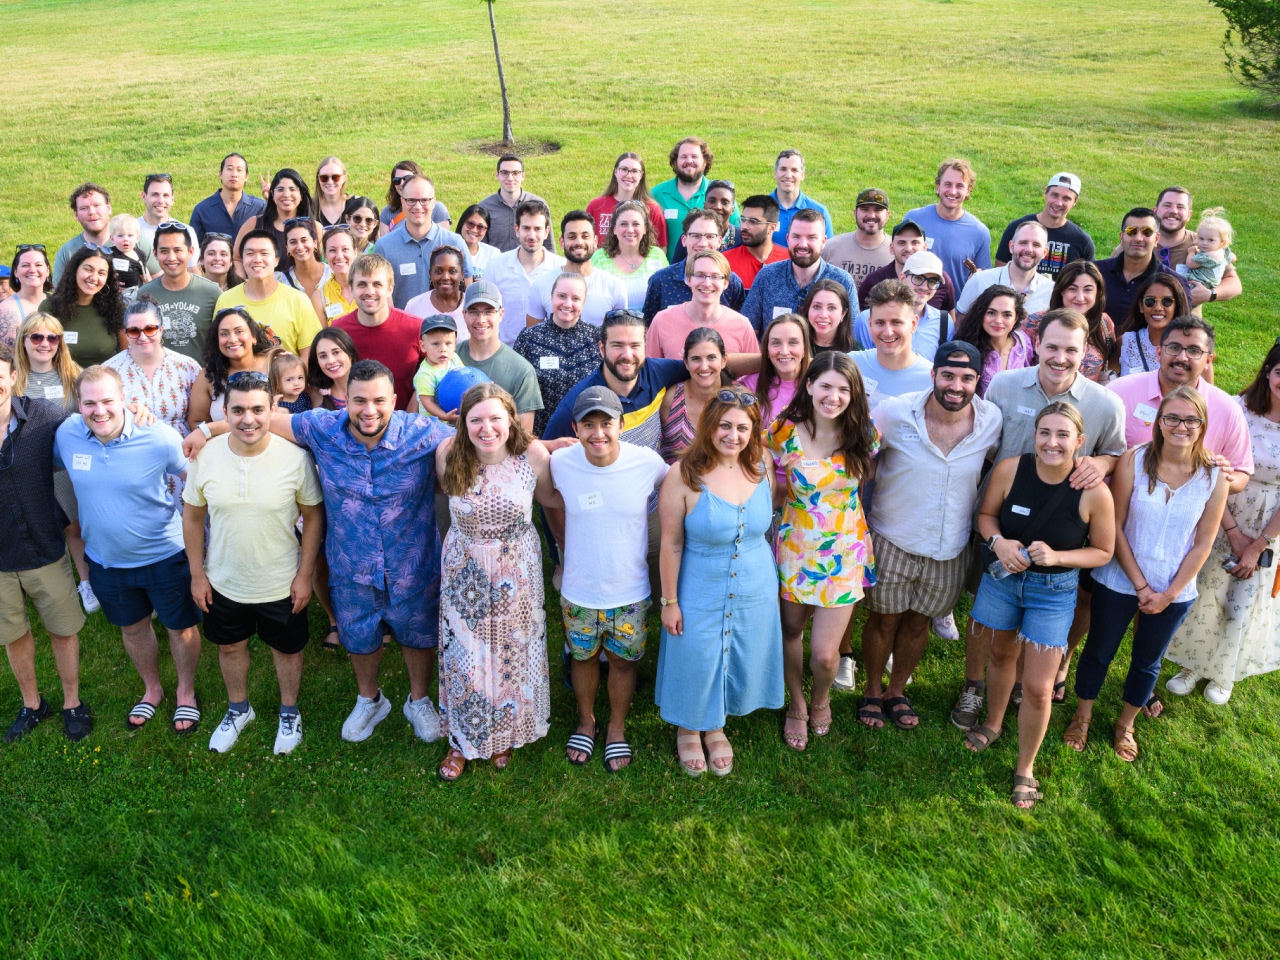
[372,223,476,310]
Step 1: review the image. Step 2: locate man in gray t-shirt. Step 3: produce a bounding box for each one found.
[136,222,222,363]
[456,280,543,431]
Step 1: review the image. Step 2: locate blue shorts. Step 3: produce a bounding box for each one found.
[970,569,1079,649]
[87,550,202,631]
[329,578,439,655]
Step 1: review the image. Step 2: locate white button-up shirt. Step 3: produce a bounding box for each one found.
[957,264,1055,315]
[486,248,567,345]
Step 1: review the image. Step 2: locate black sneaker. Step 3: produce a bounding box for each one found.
[63,702,93,742]
[4,698,51,743]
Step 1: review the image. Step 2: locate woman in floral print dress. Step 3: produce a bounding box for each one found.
[434,383,562,781]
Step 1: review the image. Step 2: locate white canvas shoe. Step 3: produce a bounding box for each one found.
[831,655,857,692]
[1165,669,1200,696]
[77,580,101,614]
[1204,681,1233,705]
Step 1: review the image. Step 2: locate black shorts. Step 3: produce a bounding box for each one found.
[203,588,309,654]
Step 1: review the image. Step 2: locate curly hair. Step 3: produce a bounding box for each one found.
[954,284,1026,365]
[47,246,124,336]
[202,307,276,400]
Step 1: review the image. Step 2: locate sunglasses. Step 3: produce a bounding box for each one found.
[716,389,757,406]
[1124,226,1157,237]
[17,243,47,253]
[284,217,313,230]
[391,175,412,186]
[203,232,233,243]
[125,324,162,339]
[348,215,377,226]
[317,173,343,184]
[25,332,60,345]
[144,173,172,188]
[603,309,644,322]
[1143,296,1176,308]
[228,370,270,386]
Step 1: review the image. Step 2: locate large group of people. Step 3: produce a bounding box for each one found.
[1,141,1275,809]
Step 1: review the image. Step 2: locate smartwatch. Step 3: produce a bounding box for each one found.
[198,421,212,439]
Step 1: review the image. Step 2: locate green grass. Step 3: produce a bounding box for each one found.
[4,0,1280,956]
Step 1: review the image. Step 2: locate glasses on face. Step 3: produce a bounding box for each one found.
[1124,226,1157,238]
[739,217,778,227]
[17,243,46,253]
[1159,414,1204,430]
[402,197,434,208]
[125,324,162,340]
[203,232,233,243]
[317,174,343,184]
[616,166,643,176]
[691,272,725,283]
[497,168,523,179]
[284,217,313,230]
[685,232,720,243]
[228,370,270,387]
[1162,342,1207,359]
[25,332,60,346]
[348,215,377,227]
[907,274,942,290]
[391,174,413,186]
[716,389,757,406]
[1143,296,1176,308]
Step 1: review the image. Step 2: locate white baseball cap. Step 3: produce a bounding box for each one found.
[903,250,945,278]
[1047,172,1081,196]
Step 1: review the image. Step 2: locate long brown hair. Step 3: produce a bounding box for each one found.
[1142,386,1214,494]
[440,383,532,496]
[754,313,810,422]
[1242,341,1280,417]
[603,200,655,259]
[602,152,654,204]
[774,351,875,481]
[14,312,81,400]
[1049,260,1112,359]
[679,384,764,489]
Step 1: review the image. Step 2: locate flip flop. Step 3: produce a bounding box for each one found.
[321,625,342,652]
[126,700,159,730]
[565,729,596,766]
[602,739,633,773]
[1051,681,1067,704]
[172,703,201,735]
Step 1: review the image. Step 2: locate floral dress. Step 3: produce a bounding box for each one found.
[1166,401,1280,685]
[767,419,879,606]
[439,454,549,760]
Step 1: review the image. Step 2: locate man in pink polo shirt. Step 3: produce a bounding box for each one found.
[1108,315,1252,490]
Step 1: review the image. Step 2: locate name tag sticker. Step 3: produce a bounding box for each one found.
[800,459,822,470]
[862,378,879,396]
[45,384,64,400]
[539,356,560,370]
[398,262,417,276]
[112,257,131,271]
[578,491,603,510]
[325,303,343,318]
[63,331,79,344]
[1017,405,1037,417]
[72,453,92,471]
[1133,402,1158,424]
[664,209,678,219]
[900,431,920,442]
[1011,504,1031,516]
[772,306,791,319]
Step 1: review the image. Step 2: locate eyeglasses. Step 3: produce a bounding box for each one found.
[125,324,162,339]
[17,243,46,252]
[716,389,757,406]
[497,168,524,179]
[1159,414,1204,429]
[907,274,943,290]
[1124,226,1157,237]
[616,165,643,176]
[203,233,233,243]
[283,217,313,230]
[1161,342,1208,359]
[155,220,189,232]
[690,272,725,283]
[25,332,60,345]
[317,174,343,184]
[1143,296,1176,308]
[685,232,721,243]
[402,197,435,208]
[739,217,778,227]
[228,371,270,386]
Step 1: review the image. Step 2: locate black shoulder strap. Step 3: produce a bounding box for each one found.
[1020,480,1074,543]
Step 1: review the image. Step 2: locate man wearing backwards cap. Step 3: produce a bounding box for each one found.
[994,173,1095,279]
[821,188,895,287]
[549,385,669,772]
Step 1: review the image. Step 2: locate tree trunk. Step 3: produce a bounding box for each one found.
[487,1,515,145]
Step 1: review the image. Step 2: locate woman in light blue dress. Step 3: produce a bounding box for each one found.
[654,385,784,778]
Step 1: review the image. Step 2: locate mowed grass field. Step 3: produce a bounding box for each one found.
[3,0,1280,957]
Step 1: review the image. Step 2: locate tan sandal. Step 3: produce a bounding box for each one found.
[1113,723,1138,762]
[703,730,733,777]
[676,731,706,777]
[492,747,513,770]
[809,700,833,737]
[1063,715,1090,753]
[438,748,467,781]
[783,709,809,752]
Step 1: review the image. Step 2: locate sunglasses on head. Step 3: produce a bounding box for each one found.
[284,217,313,230]
[603,309,644,322]
[1124,226,1157,237]
[1143,296,1176,308]
[25,332,60,345]
[125,324,162,339]
[17,243,46,253]
[227,370,270,386]
[144,173,172,188]
[155,220,189,232]
[717,389,757,406]
[203,232,233,243]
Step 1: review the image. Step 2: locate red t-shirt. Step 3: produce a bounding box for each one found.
[585,195,669,250]
[332,308,424,411]
[723,244,789,289]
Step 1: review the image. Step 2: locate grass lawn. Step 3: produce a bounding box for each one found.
[4,0,1280,956]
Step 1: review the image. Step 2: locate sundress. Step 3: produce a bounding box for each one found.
[1166,401,1280,684]
[767,418,879,606]
[439,454,549,759]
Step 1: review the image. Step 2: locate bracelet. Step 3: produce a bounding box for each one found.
[1224,523,1239,532]
[1136,582,1150,592]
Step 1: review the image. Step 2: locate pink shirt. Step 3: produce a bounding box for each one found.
[645,304,759,361]
[738,372,799,425]
[1107,370,1255,473]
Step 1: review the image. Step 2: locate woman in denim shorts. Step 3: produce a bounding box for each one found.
[963,402,1116,808]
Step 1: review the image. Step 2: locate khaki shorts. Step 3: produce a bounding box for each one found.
[0,555,86,644]
[863,532,970,619]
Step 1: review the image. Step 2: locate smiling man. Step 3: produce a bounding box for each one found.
[478,154,556,253]
[524,211,626,328]
[995,173,1094,278]
[136,221,222,362]
[1093,207,1184,326]
[851,279,933,410]
[903,159,991,294]
[486,199,566,345]
[741,209,858,335]
[135,174,199,273]
[958,220,1055,316]
[188,153,266,247]
[822,187,895,287]
[332,254,423,410]
[770,149,834,246]
[372,175,475,309]
[215,230,321,363]
[52,183,113,283]
[642,209,745,323]
[854,252,954,364]
[455,280,543,433]
[651,137,739,261]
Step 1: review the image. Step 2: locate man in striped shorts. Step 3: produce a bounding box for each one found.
[858,342,1003,730]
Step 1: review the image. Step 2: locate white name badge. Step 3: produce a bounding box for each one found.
[72,453,92,471]
[325,303,343,319]
[578,491,603,511]
[63,331,79,344]
[772,306,791,319]
[800,459,822,469]
[112,257,131,272]
[539,356,560,370]
[862,378,879,397]
[1011,504,1031,516]
[924,238,935,250]
[900,431,921,442]
[1133,402,1159,424]
[1017,405,1037,417]
[398,262,417,276]
[44,384,64,400]
[663,209,678,219]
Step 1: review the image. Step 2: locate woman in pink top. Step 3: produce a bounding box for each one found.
[646,251,758,360]
[739,312,810,427]
[586,152,668,250]
[953,284,1036,396]
[659,327,731,463]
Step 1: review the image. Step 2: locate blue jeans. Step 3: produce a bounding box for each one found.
[1075,582,1193,707]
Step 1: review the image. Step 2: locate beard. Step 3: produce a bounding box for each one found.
[602,354,639,384]
[932,384,974,412]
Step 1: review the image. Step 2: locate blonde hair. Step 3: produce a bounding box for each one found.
[108,213,139,238]
[349,253,395,283]
[1196,206,1236,260]
[439,383,532,497]
[935,158,977,190]
[684,249,731,281]
[1143,386,1214,494]
[14,312,81,399]
[74,364,124,397]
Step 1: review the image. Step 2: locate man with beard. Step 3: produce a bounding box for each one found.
[486,200,566,345]
[52,183,114,283]
[1094,208,1187,327]
[858,219,957,315]
[857,342,1003,730]
[995,173,1094,278]
[770,150,833,246]
[524,211,626,328]
[957,220,1054,316]
[136,221,223,363]
[822,188,895,287]
[740,209,858,335]
[332,255,424,411]
[651,137,739,261]
[641,209,745,323]
[723,195,788,289]
[903,159,991,294]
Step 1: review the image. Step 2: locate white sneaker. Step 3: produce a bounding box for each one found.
[274,712,302,754]
[883,654,913,686]
[1166,668,1200,696]
[342,690,391,742]
[831,655,857,691]
[932,613,960,641]
[403,694,441,743]
[209,705,255,753]
[1204,680,1233,705]
[77,580,100,614]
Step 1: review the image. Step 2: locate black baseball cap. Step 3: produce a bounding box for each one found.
[891,218,926,239]
[420,314,457,335]
[932,340,982,373]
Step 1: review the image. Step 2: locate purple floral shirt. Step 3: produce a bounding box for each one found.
[978,329,1036,397]
[291,409,454,594]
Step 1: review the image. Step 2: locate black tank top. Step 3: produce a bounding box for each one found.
[998,454,1088,574]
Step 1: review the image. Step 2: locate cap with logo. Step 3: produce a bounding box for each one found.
[902,250,945,278]
[856,188,889,210]
[932,340,982,373]
[463,279,502,310]
[891,218,926,239]
[572,385,624,422]
[1047,172,1081,196]
[420,313,457,335]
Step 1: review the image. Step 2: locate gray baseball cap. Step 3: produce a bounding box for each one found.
[463,279,502,310]
[572,385,623,422]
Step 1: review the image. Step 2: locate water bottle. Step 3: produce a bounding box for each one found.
[989,547,1031,581]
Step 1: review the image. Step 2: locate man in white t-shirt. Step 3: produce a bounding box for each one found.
[525,211,626,328]
[957,220,1054,317]
[549,386,668,773]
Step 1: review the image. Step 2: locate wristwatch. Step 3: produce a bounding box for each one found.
[986,534,1003,550]
[1210,290,1218,302]
[660,596,679,607]
[197,421,212,439]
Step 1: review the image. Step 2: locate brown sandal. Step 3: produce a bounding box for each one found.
[438,748,466,781]
[783,709,809,752]
[1113,723,1138,762]
[492,748,513,770]
[1012,774,1042,808]
[964,724,1002,752]
[1063,715,1090,752]
[809,700,833,737]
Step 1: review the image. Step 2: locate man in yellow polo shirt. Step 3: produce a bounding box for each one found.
[215,230,321,363]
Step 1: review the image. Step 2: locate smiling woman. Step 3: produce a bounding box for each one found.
[39,246,125,367]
